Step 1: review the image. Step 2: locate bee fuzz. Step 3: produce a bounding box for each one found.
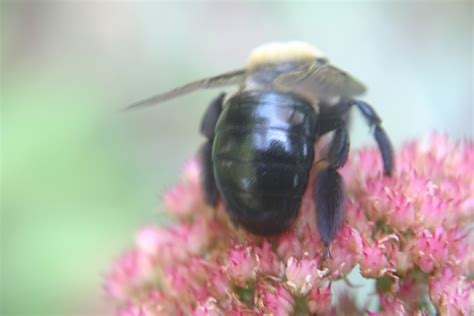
[247,41,326,69]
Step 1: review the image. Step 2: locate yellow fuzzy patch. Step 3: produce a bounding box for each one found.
[247,41,325,69]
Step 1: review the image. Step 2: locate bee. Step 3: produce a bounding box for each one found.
[128,41,394,247]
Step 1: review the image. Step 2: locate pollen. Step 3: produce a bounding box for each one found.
[247,41,326,69]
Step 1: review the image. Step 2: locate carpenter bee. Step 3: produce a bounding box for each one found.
[128,41,393,246]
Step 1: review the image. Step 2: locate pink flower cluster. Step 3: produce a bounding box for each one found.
[105,135,473,315]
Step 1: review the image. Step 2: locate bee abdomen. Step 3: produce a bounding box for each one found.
[213,90,317,235]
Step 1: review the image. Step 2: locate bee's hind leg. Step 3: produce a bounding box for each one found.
[313,98,394,249]
[313,121,349,248]
[199,93,225,207]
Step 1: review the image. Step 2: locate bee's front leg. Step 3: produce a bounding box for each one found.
[351,99,394,176]
[318,99,394,176]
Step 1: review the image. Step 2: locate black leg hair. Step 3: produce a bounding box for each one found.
[313,99,394,248]
[314,124,350,248]
[199,93,225,207]
[373,126,394,176]
[327,126,350,169]
[317,101,351,135]
[200,141,219,207]
[351,100,394,176]
[200,93,225,139]
[318,99,394,176]
[314,164,346,248]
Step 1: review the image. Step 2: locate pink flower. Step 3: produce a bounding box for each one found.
[183,159,202,185]
[418,194,449,229]
[384,188,417,231]
[118,304,152,316]
[412,227,450,273]
[105,134,474,315]
[386,242,414,275]
[163,182,199,217]
[285,256,324,295]
[299,224,325,259]
[370,295,407,316]
[104,249,153,300]
[429,267,473,315]
[163,160,204,218]
[306,283,332,315]
[254,240,284,277]
[276,231,303,261]
[346,200,375,239]
[136,219,225,271]
[326,225,363,278]
[194,298,223,316]
[225,245,258,287]
[391,278,427,311]
[360,239,395,278]
[255,282,295,316]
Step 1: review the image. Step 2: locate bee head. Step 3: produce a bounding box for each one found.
[247,41,327,70]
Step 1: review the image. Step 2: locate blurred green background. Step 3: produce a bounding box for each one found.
[1,2,472,315]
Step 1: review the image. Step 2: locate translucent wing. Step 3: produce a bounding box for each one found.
[126,69,246,110]
[273,62,366,100]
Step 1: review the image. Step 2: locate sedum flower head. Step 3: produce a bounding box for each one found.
[105,135,473,315]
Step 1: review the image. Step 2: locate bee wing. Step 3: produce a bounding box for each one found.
[273,62,366,99]
[126,69,246,110]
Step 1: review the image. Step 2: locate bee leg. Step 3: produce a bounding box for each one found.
[317,100,351,135]
[200,93,225,139]
[313,125,349,247]
[199,141,219,207]
[199,93,225,207]
[326,126,350,169]
[314,163,346,247]
[351,99,394,176]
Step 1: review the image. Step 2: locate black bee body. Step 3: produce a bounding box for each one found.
[212,91,318,235]
[129,42,394,246]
